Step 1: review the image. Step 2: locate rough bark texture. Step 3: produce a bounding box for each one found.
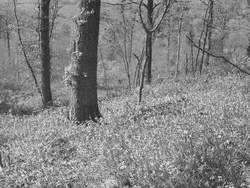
[66,0,101,122]
[145,0,153,84]
[41,0,52,106]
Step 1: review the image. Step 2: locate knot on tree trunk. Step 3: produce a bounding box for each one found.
[72,8,95,26]
[63,50,88,88]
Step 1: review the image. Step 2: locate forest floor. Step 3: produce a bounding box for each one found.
[0,74,250,187]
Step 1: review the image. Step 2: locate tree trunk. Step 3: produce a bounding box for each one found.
[185,53,188,78]
[175,15,183,80]
[195,7,209,73]
[145,32,152,84]
[199,15,209,75]
[189,29,195,76]
[5,19,10,58]
[145,0,153,84]
[247,0,250,57]
[205,0,214,65]
[67,0,101,122]
[166,17,171,66]
[40,0,52,106]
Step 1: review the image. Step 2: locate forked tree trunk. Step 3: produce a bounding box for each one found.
[41,0,52,106]
[67,0,101,122]
[145,0,153,84]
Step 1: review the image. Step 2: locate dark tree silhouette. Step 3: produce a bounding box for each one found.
[145,0,153,84]
[65,0,101,122]
[40,0,52,106]
[138,0,173,103]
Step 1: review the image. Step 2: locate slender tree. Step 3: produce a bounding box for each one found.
[247,0,250,57]
[139,0,172,84]
[145,0,153,84]
[5,19,10,58]
[64,0,101,122]
[204,0,214,65]
[175,14,183,80]
[13,0,43,100]
[166,16,172,66]
[40,0,52,106]
[138,0,173,104]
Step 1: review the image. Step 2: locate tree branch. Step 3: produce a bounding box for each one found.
[102,1,147,8]
[49,0,59,39]
[13,0,44,100]
[186,35,250,76]
[139,0,173,33]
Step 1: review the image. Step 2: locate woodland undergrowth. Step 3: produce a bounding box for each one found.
[0,74,250,187]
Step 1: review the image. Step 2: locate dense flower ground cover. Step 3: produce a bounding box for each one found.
[0,74,250,187]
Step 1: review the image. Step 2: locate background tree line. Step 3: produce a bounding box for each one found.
[0,0,250,122]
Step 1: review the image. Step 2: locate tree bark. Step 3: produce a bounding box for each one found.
[67,0,101,122]
[40,0,52,106]
[145,0,153,84]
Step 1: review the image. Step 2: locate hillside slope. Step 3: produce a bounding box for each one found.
[0,74,250,187]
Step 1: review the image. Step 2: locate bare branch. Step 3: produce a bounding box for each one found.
[186,35,250,76]
[102,1,147,8]
[13,0,43,100]
[49,0,59,39]
[139,0,173,33]
[153,2,161,10]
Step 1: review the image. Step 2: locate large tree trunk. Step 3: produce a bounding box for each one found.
[67,0,101,122]
[145,0,153,84]
[40,0,52,106]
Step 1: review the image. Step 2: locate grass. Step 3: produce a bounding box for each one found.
[0,74,250,187]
